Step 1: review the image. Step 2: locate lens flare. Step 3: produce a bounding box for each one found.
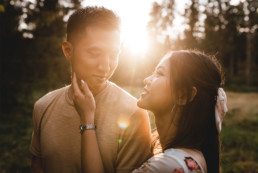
[118,117,129,129]
[118,121,128,129]
[118,139,123,144]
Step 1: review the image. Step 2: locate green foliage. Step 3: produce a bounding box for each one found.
[0,115,33,172]
[220,115,258,173]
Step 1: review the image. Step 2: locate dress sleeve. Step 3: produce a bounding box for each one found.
[132,152,203,173]
[115,109,153,173]
[131,153,183,173]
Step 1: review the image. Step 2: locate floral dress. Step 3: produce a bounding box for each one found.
[132,148,204,173]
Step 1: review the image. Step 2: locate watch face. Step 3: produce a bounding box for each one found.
[79,125,84,134]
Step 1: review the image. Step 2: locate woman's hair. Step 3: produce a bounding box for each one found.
[165,50,224,173]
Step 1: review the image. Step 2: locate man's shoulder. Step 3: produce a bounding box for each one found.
[107,82,148,119]
[108,82,137,103]
[34,86,69,113]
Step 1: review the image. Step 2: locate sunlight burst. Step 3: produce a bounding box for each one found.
[121,27,150,55]
[82,0,153,55]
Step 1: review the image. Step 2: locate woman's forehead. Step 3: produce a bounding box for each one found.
[157,56,170,70]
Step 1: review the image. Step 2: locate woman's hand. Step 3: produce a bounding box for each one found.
[72,72,96,124]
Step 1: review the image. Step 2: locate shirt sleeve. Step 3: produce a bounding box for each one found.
[29,101,42,157]
[115,108,153,173]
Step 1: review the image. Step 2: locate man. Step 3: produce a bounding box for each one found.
[30,6,152,173]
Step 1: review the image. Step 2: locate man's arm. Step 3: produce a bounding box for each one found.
[31,155,43,173]
[116,109,153,173]
[30,100,44,173]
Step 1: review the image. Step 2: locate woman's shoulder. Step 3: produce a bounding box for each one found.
[132,148,204,173]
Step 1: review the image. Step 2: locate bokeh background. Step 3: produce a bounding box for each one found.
[0,0,258,172]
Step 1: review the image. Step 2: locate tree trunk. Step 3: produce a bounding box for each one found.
[245,32,253,85]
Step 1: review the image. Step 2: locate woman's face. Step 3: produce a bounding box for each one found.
[138,57,174,114]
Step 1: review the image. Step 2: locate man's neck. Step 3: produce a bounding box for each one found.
[90,81,109,96]
[68,81,109,101]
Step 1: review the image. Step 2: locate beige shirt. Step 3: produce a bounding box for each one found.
[30,82,152,173]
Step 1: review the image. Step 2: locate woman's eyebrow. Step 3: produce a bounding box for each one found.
[156,66,166,71]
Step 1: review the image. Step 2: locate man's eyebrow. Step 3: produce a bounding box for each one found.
[86,46,103,51]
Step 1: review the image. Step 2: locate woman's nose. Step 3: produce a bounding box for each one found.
[144,75,152,86]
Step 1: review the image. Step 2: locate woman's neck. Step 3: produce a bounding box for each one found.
[154,108,180,150]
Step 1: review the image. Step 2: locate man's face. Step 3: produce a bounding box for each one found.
[70,26,120,92]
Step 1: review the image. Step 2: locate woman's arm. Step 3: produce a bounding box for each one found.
[72,72,104,173]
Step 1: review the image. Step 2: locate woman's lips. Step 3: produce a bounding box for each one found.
[141,87,150,97]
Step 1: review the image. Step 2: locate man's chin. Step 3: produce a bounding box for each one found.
[88,81,108,92]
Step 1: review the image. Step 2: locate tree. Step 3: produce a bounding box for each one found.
[244,0,258,85]
[0,0,23,114]
[183,0,199,48]
[1,0,82,115]
[148,0,175,49]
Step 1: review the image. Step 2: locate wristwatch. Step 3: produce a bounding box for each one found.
[79,124,97,134]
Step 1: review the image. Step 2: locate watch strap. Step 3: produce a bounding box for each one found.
[79,124,97,134]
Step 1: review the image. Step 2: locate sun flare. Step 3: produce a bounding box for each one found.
[121,26,150,55]
[82,0,153,55]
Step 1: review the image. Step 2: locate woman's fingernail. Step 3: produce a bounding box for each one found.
[81,80,85,84]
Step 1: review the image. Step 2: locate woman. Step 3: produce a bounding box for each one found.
[72,50,228,173]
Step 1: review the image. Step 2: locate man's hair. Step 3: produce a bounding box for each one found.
[67,6,121,42]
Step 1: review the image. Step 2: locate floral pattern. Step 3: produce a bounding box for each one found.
[184,157,202,172]
[173,168,185,173]
[133,133,204,173]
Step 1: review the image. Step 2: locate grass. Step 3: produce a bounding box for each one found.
[0,88,258,173]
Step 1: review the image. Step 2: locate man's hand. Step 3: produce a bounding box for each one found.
[72,72,96,124]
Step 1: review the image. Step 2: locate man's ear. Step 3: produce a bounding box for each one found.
[176,87,197,105]
[62,41,73,61]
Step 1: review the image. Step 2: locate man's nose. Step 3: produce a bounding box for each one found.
[98,55,110,73]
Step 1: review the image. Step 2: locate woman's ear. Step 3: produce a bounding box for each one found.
[62,41,73,61]
[176,87,197,105]
[189,86,197,102]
